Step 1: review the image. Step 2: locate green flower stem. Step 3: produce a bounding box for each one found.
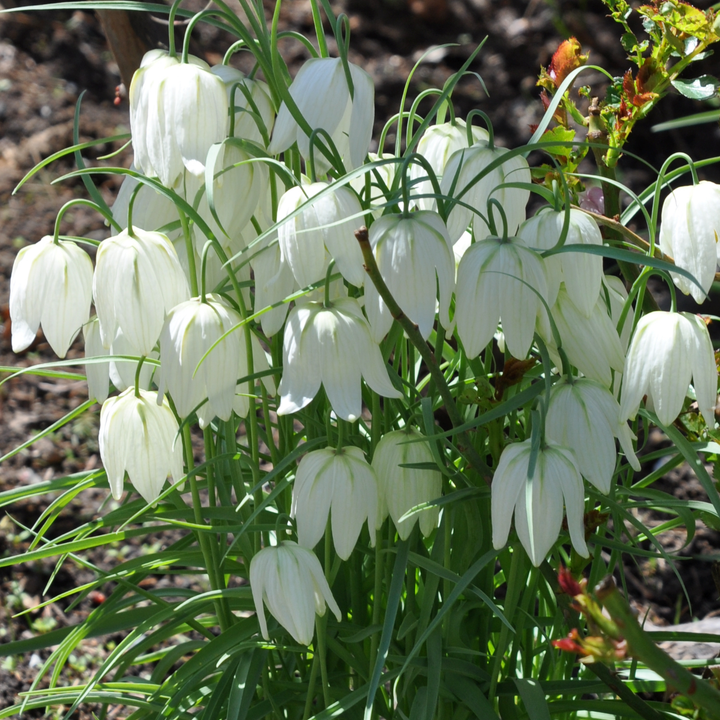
[182,424,234,632]
[301,650,321,720]
[133,357,146,399]
[595,576,720,716]
[261,387,280,467]
[369,529,384,665]
[355,226,491,484]
[316,614,332,708]
[52,198,120,243]
[179,209,200,298]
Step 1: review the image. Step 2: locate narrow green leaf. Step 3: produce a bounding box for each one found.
[513,678,552,720]
[363,539,410,720]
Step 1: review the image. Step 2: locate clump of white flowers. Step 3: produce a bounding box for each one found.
[8,23,720,675]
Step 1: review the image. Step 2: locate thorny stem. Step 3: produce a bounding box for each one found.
[355,226,491,484]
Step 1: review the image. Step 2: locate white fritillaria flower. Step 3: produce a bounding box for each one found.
[372,428,442,540]
[10,236,93,358]
[158,295,272,426]
[658,181,720,303]
[292,446,379,560]
[455,236,548,359]
[409,120,489,210]
[277,182,365,288]
[542,286,625,388]
[250,541,342,645]
[492,440,588,566]
[269,56,374,171]
[99,388,184,504]
[93,228,190,355]
[277,298,402,421]
[518,207,603,314]
[364,211,455,341]
[210,64,275,145]
[158,295,241,425]
[129,52,228,187]
[620,311,717,426]
[441,144,531,243]
[546,377,640,494]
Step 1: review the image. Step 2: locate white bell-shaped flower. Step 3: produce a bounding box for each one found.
[158,294,272,426]
[128,50,180,183]
[99,387,184,504]
[158,295,242,424]
[210,64,275,145]
[129,52,228,187]
[409,119,489,210]
[455,236,548,359]
[441,144,531,243]
[365,211,455,341]
[546,377,640,494]
[277,298,402,421]
[492,440,588,566]
[541,285,625,388]
[250,541,342,645]
[658,181,720,304]
[292,446,379,560]
[10,236,93,358]
[277,182,365,288]
[269,56,374,171]
[517,207,603,314]
[372,428,442,540]
[620,311,717,426]
[93,227,190,355]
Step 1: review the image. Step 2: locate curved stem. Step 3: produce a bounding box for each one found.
[53,198,121,243]
[355,226,491,483]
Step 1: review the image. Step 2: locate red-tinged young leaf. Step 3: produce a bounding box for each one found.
[548,37,588,88]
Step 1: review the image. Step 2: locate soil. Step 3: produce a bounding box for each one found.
[1,0,720,716]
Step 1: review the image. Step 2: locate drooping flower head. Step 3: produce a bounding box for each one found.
[372,428,442,540]
[99,388,184,504]
[492,440,588,566]
[441,144,531,243]
[277,298,402,421]
[409,119,489,210]
[658,181,720,304]
[158,294,272,427]
[364,211,455,341]
[518,207,603,315]
[269,57,374,171]
[546,377,640,494]
[129,51,228,187]
[249,541,342,645]
[292,446,379,560]
[210,64,275,146]
[619,311,717,426]
[277,181,365,288]
[455,236,548,359]
[10,235,93,358]
[93,227,190,355]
